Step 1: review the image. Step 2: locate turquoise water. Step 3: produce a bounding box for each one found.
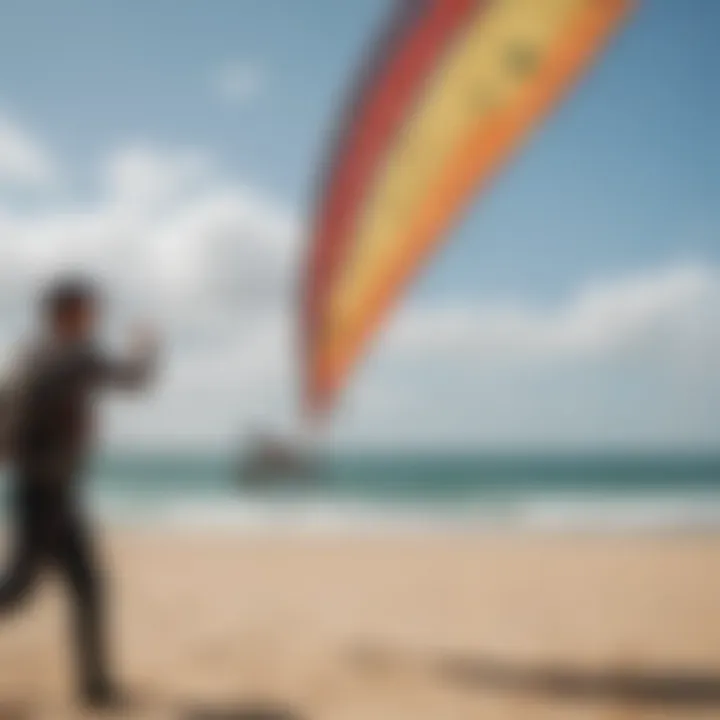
[75,452,720,531]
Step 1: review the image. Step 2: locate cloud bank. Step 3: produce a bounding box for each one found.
[0,112,717,450]
[0,114,56,188]
[338,265,720,449]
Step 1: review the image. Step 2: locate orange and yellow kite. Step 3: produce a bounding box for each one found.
[303,0,633,416]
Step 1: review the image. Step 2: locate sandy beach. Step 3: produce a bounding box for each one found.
[1,529,720,719]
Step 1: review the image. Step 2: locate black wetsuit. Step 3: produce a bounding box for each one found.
[0,338,154,693]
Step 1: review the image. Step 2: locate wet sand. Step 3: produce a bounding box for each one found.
[1,530,720,719]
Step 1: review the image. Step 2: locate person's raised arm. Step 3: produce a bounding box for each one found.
[92,325,160,391]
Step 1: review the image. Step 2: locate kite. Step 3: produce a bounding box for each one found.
[303,0,633,416]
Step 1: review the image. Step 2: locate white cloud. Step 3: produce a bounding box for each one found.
[103,144,213,209]
[386,264,719,367]
[210,61,264,104]
[0,118,717,451]
[0,113,57,187]
[0,138,300,447]
[0,144,298,310]
[333,264,720,450]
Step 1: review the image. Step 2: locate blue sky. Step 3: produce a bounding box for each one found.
[0,0,717,300]
[0,0,718,449]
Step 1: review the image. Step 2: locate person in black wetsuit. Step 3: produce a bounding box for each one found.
[0,276,158,708]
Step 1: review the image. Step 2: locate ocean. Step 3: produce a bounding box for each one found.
[50,451,720,532]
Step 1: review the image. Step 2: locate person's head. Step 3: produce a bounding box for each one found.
[41,276,100,342]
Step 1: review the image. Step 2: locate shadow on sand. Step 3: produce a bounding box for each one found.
[179,701,305,720]
[439,655,720,706]
[349,645,720,708]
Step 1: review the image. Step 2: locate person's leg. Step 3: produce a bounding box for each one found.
[0,539,41,610]
[53,511,116,703]
[0,488,43,612]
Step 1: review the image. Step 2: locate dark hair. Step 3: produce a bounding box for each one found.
[42,276,99,321]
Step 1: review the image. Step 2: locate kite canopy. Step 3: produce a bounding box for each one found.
[303,0,633,417]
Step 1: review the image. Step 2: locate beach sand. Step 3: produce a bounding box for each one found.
[1,530,720,719]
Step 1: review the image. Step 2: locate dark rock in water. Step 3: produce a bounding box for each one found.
[236,433,318,489]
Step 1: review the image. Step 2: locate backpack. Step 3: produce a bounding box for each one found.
[0,345,34,463]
